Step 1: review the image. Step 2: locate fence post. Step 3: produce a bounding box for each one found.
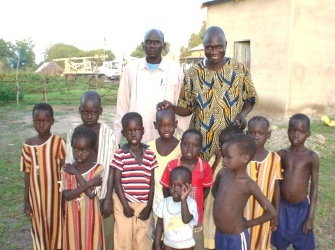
[15,54,20,104]
[42,70,47,103]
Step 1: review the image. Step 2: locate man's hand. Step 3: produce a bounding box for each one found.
[156,100,173,110]
[233,113,247,130]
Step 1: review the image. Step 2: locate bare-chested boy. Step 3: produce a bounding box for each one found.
[212,133,276,250]
[271,113,319,250]
[65,91,118,250]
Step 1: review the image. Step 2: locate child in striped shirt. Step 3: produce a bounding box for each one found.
[112,112,158,250]
[21,103,66,250]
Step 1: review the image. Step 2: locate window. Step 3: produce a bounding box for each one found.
[234,41,251,70]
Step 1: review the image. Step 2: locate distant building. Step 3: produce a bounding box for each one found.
[202,0,335,115]
[180,44,205,73]
[35,61,64,76]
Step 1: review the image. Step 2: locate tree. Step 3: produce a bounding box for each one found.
[46,43,82,60]
[130,42,171,58]
[46,44,115,66]
[179,21,206,59]
[0,39,15,70]
[9,39,36,70]
[84,49,115,63]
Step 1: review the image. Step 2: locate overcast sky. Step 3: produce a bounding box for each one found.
[1,0,207,62]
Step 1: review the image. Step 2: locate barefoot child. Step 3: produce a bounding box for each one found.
[147,109,181,222]
[62,126,105,249]
[21,103,66,250]
[245,115,282,250]
[203,124,243,250]
[212,133,276,250]
[160,128,214,250]
[271,113,319,250]
[65,91,117,249]
[155,166,198,250]
[112,112,158,250]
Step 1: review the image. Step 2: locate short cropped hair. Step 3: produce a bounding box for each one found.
[121,112,143,129]
[181,128,203,143]
[71,126,97,149]
[220,124,244,138]
[224,133,257,159]
[170,166,192,184]
[248,115,270,129]
[80,91,101,107]
[289,113,310,129]
[32,103,54,118]
[156,109,175,122]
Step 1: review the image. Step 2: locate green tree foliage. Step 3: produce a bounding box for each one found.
[47,44,115,60]
[46,44,115,66]
[130,42,171,58]
[83,49,115,62]
[0,39,15,70]
[179,21,206,59]
[7,39,36,70]
[46,44,82,60]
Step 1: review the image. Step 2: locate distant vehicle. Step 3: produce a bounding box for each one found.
[98,60,122,80]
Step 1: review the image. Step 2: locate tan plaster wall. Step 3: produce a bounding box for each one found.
[287,0,335,115]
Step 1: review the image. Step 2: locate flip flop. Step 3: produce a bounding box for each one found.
[321,115,335,127]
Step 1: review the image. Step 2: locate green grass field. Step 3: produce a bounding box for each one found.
[0,85,334,249]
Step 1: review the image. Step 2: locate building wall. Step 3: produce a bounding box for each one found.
[205,0,335,115]
[287,0,335,114]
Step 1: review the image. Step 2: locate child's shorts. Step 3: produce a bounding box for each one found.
[215,228,249,250]
[271,198,315,250]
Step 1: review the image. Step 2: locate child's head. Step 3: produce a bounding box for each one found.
[219,124,244,149]
[32,103,55,135]
[288,113,311,145]
[154,109,177,140]
[71,126,97,164]
[246,115,271,148]
[181,128,202,160]
[121,112,144,145]
[221,133,256,171]
[169,166,192,202]
[79,91,102,128]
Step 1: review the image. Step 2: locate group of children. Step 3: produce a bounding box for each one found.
[21,91,319,250]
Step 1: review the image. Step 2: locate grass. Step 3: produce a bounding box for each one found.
[0,90,334,249]
[16,79,119,106]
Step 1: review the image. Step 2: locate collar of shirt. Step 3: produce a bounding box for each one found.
[137,57,170,72]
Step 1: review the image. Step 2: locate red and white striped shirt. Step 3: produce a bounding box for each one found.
[112,144,158,203]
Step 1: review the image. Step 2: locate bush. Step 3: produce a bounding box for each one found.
[0,83,24,101]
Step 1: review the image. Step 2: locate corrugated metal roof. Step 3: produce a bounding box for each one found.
[201,0,232,8]
[189,44,204,51]
[35,62,49,73]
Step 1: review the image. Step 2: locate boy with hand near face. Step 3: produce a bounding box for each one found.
[155,166,198,250]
